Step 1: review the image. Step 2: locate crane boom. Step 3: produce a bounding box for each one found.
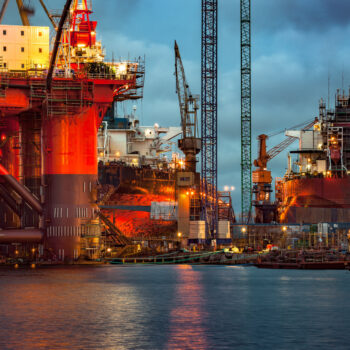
[47,0,74,91]
[174,41,201,173]
[15,0,32,26]
[254,118,318,170]
[0,0,9,24]
[174,41,198,139]
[266,119,318,161]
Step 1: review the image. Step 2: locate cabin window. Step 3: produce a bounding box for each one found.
[2,30,6,35]
[3,63,6,68]
[39,48,42,53]
[21,47,24,52]
[21,64,24,68]
[3,46,6,52]
[21,30,24,36]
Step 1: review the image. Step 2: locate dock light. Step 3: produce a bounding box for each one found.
[224,185,229,191]
[282,226,287,232]
[15,250,19,255]
[241,227,246,233]
[191,191,194,195]
[177,232,182,237]
[0,133,6,141]
[230,186,235,191]
[107,248,111,253]
[186,191,189,195]
[179,160,184,166]
[31,248,35,253]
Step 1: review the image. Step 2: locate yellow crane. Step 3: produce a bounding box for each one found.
[1,0,56,29]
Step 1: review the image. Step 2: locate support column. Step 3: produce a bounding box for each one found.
[42,105,100,261]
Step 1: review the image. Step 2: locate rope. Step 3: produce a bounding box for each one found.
[110,250,224,265]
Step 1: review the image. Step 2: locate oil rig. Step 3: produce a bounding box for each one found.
[0,0,145,260]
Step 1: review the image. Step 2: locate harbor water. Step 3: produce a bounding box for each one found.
[0,265,350,350]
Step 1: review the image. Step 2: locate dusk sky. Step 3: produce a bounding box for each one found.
[3,0,350,214]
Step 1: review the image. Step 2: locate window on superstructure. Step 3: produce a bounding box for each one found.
[21,47,24,52]
[2,30,6,35]
[3,46,6,52]
[38,32,42,37]
[21,64,24,68]
[21,30,24,36]
[39,48,42,53]
[3,63,6,68]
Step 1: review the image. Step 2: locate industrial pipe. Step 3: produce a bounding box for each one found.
[0,164,43,214]
[0,183,20,216]
[0,229,43,243]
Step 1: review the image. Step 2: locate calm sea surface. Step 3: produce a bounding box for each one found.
[0,265,350,350]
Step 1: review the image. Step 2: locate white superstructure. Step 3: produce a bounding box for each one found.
[0,24,49,71]
[97,106,182,168]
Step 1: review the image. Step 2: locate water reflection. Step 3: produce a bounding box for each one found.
[166,265,208,350]
[1,266,350,349]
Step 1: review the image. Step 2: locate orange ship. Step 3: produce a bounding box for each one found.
[277,92,350,224]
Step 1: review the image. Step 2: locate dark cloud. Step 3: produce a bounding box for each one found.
[221,0,350,35]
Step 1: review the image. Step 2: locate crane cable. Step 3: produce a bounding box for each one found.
[267,118,315,138]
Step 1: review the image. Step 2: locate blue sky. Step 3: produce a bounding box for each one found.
[4,0,350,215]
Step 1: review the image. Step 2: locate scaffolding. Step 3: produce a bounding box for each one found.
[112,58,146,102]
[30,79,46,107]
[46,79,94,118]
[190,193,201,221]
[218,191,236,224]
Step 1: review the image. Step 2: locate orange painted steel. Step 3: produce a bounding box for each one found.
[43,105,100,175]
[0,74,137,259]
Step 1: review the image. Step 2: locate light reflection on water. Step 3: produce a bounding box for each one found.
[0,266,350,349]
[166,265,208,350]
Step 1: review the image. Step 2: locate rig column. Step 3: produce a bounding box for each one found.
[42,94,100,261]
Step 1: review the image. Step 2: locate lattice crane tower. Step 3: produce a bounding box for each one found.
[241,0,251,222]
[201,0,218,236]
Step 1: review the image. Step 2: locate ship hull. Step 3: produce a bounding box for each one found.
[280,177,350,223]
[98,163,177,238]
